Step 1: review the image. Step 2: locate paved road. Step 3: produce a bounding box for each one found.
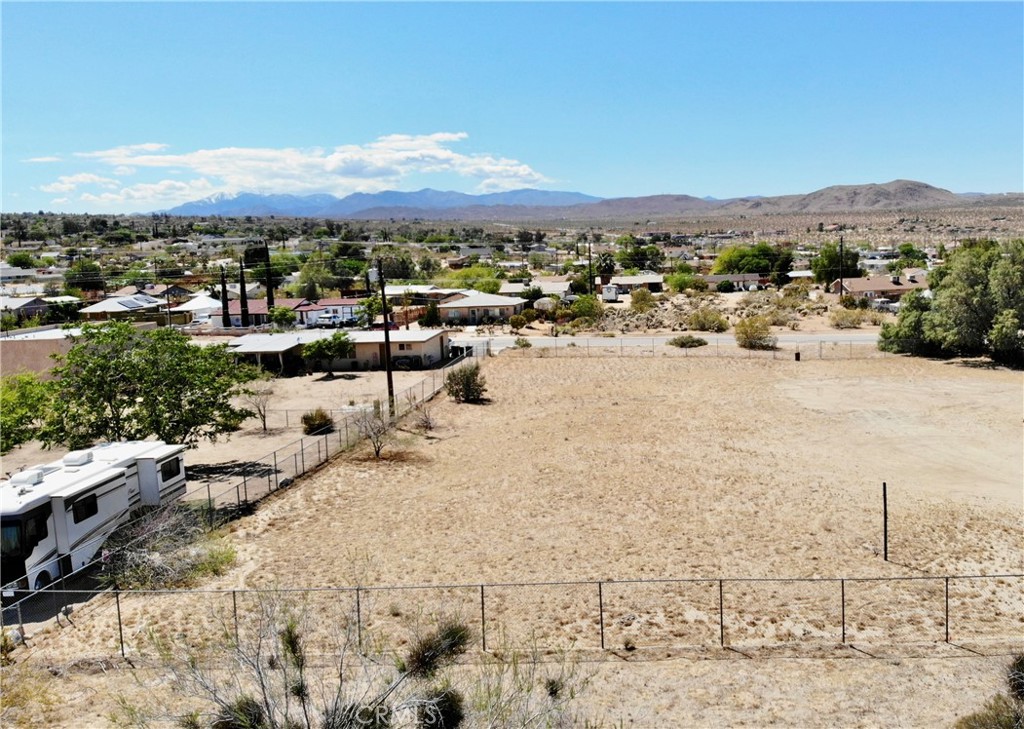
[452,330,881,353]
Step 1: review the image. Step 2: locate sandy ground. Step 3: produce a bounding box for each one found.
[3,352,1022,727]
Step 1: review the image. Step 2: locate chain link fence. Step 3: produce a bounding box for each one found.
[4,574,1020,662]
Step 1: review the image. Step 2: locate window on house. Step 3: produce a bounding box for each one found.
[398,343,410,351]
[72,494,98,524]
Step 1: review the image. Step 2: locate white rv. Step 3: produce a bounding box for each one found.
[1,441,186,595]
[601,284,619,303]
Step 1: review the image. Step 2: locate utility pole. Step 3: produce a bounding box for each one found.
[375,258,396,417]
[838,235,844,299]
[588,235,594,296]
[164,286,172,327]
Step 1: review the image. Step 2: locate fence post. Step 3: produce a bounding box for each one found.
[17,602,24,634]
[273,452,279,490]
[718,580,725,647]
[115,588,126,659]
[840,579,846,644]
[300,440,305,474]
[944,577,950,643]
[883,482,889,561]
[317,438,321,464]
[206,482,213,526]
[355,588,363,651]
[286,410,289,428]
[480,585,487,652]
[597,582,605,650]
[233,590,239,646]
[345,418,349,447]
[242,473,248,503]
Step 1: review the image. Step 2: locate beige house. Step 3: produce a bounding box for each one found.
[228,329,450,373]
[829,273,928,300]
[438,292,527,324]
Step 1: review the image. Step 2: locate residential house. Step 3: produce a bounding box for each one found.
[0,296,49,323]
[829,273,929,301]
[604,273,665,293]
[215,298,309,328]
[228,329,450,374]
[109,282,193,300]
[78,294,164,321]
[702,273,768,290]
[438,292,527,324]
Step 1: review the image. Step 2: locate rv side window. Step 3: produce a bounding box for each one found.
[72,495,99,523]
[160,458,181,482]
[25,512,48,545]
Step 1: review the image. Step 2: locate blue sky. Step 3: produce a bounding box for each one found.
[3,2,1022,214]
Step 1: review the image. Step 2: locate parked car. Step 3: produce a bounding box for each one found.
[316,314,345,328]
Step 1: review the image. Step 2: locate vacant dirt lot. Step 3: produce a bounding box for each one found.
[4,353,1022,727]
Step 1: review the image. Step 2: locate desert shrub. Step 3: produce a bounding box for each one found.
[100,505,236,589]
[954,654,1024,729]
[419,685,465,729]
[1009,654,1024,702]
[866,310,887,325]
[716,280,736,293]
[569,316,595,330]
[954,693,1021,729]
[734,316,777,350]
[301,407,335,434]
[513,337,532,349]
[667,273,708,292]
[522,308,538,323]
[630,287,655,312]
[688,307,729,332]
[667,335,708,348]
[758,306,794,327]
[570,295,603,320]
[214,695,268,729]
[839,294,859,310]
[445,363,487,403]
[508,314,526,331]
[829,309,865,329]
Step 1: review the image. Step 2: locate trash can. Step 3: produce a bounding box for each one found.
[794,351,801,362]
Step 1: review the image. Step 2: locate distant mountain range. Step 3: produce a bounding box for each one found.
[158,181,1021,221]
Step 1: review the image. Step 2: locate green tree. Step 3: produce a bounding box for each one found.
[5,252,36,269]
[40,323,258,449]
[302,332,355,376]
[65,259,105,292]
[297,257,335,300]
[268,306,297,329]
[570,294,603,320]
[0,373,53,453]
[878,290,942,357]
[420,301,442,327]
[595,252,616,277]
[924,243,999,354]
[811,242,861,285]
[887,243,928,273]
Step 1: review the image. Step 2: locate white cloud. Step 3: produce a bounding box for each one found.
[42,133,550,210]
[40,173,121,193]
[25,156,62,163]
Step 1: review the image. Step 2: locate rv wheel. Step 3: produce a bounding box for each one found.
[34,572,51,591]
